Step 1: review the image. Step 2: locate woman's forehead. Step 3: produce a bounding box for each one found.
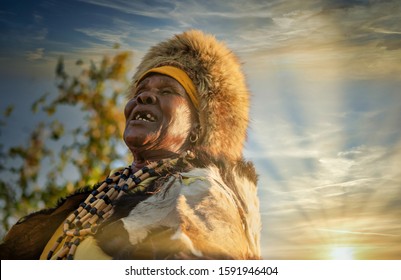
[137,73,182,88]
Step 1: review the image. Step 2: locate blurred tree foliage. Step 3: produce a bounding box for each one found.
[0,51,133,237]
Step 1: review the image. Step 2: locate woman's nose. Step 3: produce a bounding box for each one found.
[136,91,157,105]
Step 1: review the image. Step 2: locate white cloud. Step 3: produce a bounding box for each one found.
[25,48,45,61]
[317,228,401,238]
[75,27,129,45]
[72,0,401,81]
[78,0,176,19]
[33,12,43,24]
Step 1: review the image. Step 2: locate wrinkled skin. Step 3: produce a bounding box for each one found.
[124,74,198,171]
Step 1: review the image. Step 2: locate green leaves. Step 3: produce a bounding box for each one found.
[0,51,133,236]
[3,105,14,117]
[31,93,49,113]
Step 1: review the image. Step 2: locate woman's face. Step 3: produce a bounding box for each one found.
[123,74,197,157]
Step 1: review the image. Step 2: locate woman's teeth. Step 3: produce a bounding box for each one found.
[135,113,156,122]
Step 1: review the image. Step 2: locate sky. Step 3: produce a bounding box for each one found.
[1,0,401,260]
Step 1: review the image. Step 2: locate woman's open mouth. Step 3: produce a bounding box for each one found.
[133,111,157,122]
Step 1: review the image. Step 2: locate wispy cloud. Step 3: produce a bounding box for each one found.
[10,0,398,81]
[248,67,401,257]
[33,12,43,24]
[317,228,401,238]
[75,27,129,45]
[78,0,177,19]
[25,48,45,61]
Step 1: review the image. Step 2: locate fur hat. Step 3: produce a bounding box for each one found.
[132,30,250,161]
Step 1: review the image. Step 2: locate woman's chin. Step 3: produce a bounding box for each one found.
[124,133,155,150]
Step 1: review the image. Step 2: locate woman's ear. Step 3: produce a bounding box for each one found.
[189,123,201,144]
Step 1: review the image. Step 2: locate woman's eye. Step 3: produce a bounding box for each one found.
[161,89,173,95]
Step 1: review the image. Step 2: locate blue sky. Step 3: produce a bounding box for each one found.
[1,0,401,259]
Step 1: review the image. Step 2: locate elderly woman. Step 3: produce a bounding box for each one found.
[0,30,261,260]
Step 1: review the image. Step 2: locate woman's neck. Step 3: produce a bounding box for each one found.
[130,149,182,172]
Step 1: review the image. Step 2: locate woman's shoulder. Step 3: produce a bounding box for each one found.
[188,148,258,185]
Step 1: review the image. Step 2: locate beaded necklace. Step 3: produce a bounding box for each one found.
[46,151,191,260]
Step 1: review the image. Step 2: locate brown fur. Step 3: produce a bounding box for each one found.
[0,190,90,259]
[131,30,250,161]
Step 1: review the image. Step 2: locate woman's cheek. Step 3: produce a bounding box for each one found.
[124,99,136,119]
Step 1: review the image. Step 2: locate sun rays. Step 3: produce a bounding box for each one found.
[248,33,401,259]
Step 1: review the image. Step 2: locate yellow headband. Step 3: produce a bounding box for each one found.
[136,66,199,110]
